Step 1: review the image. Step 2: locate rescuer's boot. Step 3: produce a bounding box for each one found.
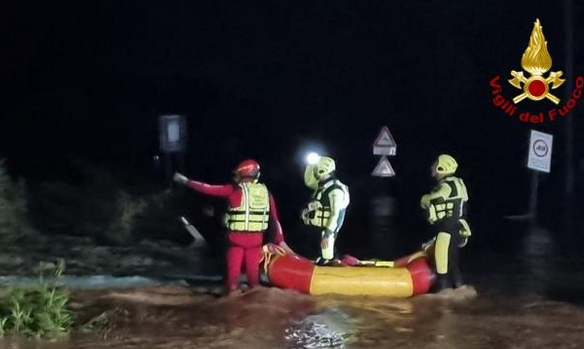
[315,257,334,266]
[433,274,452,293]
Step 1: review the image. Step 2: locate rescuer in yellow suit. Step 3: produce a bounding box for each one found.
[302,156,350,266]
[420,154,471,291]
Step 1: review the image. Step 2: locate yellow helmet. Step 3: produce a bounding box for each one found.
[314,156,336,179]
[434,154,458,175]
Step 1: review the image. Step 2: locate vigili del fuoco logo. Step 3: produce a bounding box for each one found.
[490,18,582,124]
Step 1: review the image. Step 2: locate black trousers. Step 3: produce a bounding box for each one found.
[299,226,341,260]
[433,219,464,289]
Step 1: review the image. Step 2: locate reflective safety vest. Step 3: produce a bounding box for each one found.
[225,182,270,232]
[304,178,349,229]
[428,176,468,224]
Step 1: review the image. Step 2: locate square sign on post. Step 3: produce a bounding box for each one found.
[159,115,187,153]
[527,130,553,173]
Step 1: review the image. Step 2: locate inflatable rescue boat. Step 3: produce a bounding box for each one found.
[264,251,435,297]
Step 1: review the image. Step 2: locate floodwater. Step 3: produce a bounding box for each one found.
[2,229,584,349]
[1,280,583,349]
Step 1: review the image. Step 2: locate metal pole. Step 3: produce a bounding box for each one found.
[165,152,173,188]
[563,0,575,241]
[177,151,186,173]
[529,170,539,228]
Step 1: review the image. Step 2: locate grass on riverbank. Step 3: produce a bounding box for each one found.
[0,260,74,337]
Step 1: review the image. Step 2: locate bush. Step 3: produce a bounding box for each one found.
[28,159,219,246]
[29,161,149,244]
[131,190,194,245]
[0,159,33,236]
[0,260,74,337]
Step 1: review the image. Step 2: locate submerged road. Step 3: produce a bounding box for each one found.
[0,249,583,349]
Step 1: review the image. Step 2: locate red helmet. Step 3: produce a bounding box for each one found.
[234,159,260,179]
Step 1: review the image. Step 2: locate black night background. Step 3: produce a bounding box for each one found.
[1,1,584,346]
[4,1,584,249]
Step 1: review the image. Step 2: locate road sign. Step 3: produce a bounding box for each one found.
[527,130,553,173]
[372,156,395,177]
[159,115,187,153]
[373,126,397,156]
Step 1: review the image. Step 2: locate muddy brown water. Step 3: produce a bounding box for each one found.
[2,227,584,349]
[1,278,583,349]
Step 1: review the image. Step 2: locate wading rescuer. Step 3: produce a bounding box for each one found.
[302,156,350,266]
[173,160,292,295]
[420,154,471,292]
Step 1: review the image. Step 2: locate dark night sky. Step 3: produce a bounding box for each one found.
[2,1,584,237]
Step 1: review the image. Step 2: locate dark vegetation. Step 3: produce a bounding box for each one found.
[0,260,73,337]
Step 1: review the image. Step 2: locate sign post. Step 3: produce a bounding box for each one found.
[159,115,187,187]
[159,115,187,153]
[371,156,395,177]
[527,130,553,173]
[370,126,398,256]
[372,126,397,177]
[526,130,553,226]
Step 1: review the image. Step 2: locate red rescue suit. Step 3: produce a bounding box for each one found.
[186,180,285,292]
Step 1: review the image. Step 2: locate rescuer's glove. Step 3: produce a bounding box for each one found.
[263,243,286,256]
[458,219,472,248]
[173,172,189,185]
[301,208,310,225]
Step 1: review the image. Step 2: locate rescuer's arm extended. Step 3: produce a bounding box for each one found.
[304,165,319,190]
[186,181,234,197]
[174,172,234,197]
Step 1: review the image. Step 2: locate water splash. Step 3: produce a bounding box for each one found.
[285,309,353,349]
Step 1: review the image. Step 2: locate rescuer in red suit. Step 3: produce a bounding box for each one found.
[173,160,292,295]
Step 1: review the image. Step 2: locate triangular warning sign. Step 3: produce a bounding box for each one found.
[373,126,397,148]
[372,156,395,177]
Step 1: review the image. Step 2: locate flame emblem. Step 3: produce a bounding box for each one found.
[508,19,564,104]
